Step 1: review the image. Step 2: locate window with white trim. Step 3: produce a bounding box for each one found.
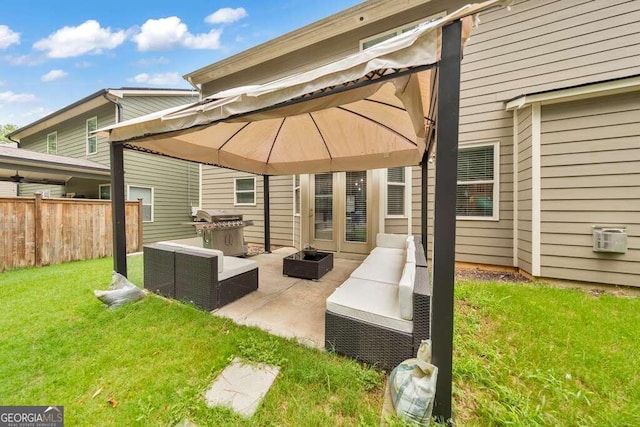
[128,185,154,222]
[86,117,97,155]
[47,132,57,154]
[99,184,110,200]
[293,175,301,215]
[386,167,407,216]
[456,142,499,220]
[234,177,256,206]
[360,12,445,50]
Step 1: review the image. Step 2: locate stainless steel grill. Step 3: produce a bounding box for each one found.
[193,209,253,256]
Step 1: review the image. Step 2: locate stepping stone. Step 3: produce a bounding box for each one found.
[205,357,280,417]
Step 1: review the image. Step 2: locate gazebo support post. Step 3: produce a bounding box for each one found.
[431,20,462,422]
[421,150,428,251]
[263,175,271,253]
[110,142,128,277]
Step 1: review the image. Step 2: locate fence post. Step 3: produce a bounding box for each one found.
[34,192,43,267]
[137,198,144,251]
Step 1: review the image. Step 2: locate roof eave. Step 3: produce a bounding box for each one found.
[184,0,437,86]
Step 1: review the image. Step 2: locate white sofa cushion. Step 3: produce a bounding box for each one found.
[219,256,257,281]
[350,258,404,285]
[326,277,413,333]
[398,262,415,320]
[365,247,405,264]
[376,233,410,249]
[157,242,224,273]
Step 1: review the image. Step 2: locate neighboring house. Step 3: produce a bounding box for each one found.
[183,0,640,287]
[0,142,17,196]
[8,88,201,243]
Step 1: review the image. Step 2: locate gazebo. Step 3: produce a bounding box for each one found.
[98,1,508,420]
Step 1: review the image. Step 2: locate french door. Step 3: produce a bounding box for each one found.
[309,171,372,255]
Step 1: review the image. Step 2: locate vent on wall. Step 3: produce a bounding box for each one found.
[592,226,627,254]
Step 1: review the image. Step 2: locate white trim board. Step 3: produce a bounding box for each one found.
[505,75,640,110]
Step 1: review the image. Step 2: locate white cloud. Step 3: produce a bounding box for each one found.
[131,56,170,67]
[133,17,222,51]
[205,7,248,24]
[128,72,182,85]
[4,53,44,66]
[0,91,37,103]
[0,25,20,49]
[33,20,126,58]
[41,69,68,82]
[74,61,93,68]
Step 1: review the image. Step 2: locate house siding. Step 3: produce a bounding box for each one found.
[121,95,197,121]
[539,92,640,287]
[384,218,409,235]
[0,182,17,197]
[201,166,294,247]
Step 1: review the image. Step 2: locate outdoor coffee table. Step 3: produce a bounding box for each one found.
[283,251,334,280]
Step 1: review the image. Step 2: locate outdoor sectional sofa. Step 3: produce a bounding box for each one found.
[143,242,258,311]
[325,233,430,370]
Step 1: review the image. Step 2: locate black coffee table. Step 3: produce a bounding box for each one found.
[283,251,334,280]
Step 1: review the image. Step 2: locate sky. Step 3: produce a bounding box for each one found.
[0,0,361,127]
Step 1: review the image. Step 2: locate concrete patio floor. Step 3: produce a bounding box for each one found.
[215,247,361,348]
[168,237,362,348]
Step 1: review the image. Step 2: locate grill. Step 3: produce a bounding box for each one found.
[193,209,254,256]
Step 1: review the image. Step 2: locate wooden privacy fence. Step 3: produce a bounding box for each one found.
[0,194,143,272]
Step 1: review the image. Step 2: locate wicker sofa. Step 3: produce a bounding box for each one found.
[325,234,430,370]
[143,242,258,311]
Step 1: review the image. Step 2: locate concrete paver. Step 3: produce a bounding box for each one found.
[205,357,279,417]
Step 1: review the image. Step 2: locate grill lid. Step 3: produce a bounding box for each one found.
[195,209,243,223]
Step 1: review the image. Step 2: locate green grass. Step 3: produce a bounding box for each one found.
[0,256,383,426]
[1,259,639,426]
[453,281,640,426]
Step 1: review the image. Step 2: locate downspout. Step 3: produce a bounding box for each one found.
[186,77,202,100]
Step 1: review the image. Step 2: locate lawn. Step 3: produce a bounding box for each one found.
[1,257,639,426]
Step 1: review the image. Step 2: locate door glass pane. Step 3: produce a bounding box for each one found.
[345,171,367,243]
[314,174,333,240]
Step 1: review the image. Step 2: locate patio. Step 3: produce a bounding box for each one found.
[170,237,362,348]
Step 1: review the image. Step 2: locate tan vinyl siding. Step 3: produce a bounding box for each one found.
[384,218,408,235]
[201,166,294,246]
[517,106,533,273]
[121,95,197,120]
[540,91,640,287]
[442,0,640,268]
[460,0,640,109]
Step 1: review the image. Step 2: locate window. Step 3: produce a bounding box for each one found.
[293,175,301,215]
[99,184,111,200]
[360,12,445,50]
[47,132,57,154]
[456,142,499,220]
[234,177,256,206]
[386,167,407,216]
[128,186,154,222]
[86,117,97,155]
